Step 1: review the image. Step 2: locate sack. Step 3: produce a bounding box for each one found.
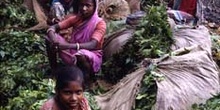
[96,45,220,110]
[154,45,220,110]
[103,11,145,58]
[171,25,211,54]
[95,68,146,110]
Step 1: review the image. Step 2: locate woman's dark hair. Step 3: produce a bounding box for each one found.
[72,0,96,13]
[55,66,84,90]
[72,0,79,13]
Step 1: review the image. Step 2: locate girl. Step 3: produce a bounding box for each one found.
[41,66,91,110]
[46,0,106,80]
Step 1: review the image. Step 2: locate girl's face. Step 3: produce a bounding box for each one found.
[57,81,84,110]
[78,0,95,19]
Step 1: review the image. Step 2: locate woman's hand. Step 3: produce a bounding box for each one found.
[48,33,58,44]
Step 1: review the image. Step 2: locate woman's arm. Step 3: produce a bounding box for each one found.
[58,20,106,50]
[58,39,98,50]
[47,15,78,43]
[47,24,60,43]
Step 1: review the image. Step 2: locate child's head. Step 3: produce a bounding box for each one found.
[55,66,85,110]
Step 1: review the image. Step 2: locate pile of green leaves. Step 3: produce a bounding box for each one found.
[0,1,53,109]
[0,1,99,110]
[0,30,54,109]
[134,65,158,110]
[192,94,220,110]
[102,3,172,84]
[0,1,36,30]
[101,0,172,109]
[0,31,44,61]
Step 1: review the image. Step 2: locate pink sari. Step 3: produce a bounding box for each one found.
[40,97,91,110]
[55,0,103,73]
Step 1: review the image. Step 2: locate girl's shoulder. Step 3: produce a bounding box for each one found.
[40,98,58,110]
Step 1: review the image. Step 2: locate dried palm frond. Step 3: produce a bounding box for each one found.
[23,0,49,31]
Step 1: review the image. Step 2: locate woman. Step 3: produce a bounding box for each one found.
[40,66,91,110]
[168,0,197,16]
[46,0,106,79]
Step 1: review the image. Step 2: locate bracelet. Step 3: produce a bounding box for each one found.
[55,45,58,50]
[76,43,80,51]
[52,18,56,24]
[47,28,55,34]
[53,43,59,50]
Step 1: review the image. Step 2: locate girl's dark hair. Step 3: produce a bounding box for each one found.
[55,66,84,90]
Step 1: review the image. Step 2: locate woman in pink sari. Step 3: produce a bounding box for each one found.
[46,0,106,80]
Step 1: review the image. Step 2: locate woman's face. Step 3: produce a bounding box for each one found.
[78,0,95,19]
[57,81,84,110]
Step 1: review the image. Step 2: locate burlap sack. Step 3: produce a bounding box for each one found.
[96,45,220,110]
[103,11,145,58]
[95,67,146,110]
[171,25,211,54]
[154,45,220,110]
[103,28,135,58]
[97,23,218,109]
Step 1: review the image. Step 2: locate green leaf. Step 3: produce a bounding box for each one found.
[0,51,5,58]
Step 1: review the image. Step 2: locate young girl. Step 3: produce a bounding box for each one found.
[40,66,91,110]
[46,0,106,79]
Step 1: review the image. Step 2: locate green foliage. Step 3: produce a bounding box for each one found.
[0,1,54,109]
[5,79,55,110]
[102,4,172,84]
[105,20,126,37]
[0,44,54,110]
[191,94,220,110]
[134,65,157,110]
[0,1,100,110]
[0,31,44,61]
[1,0,23,4]
[135,5,172,58]
[102,1,172,109]
[140,0,161,11]
[84,92,100,110]
[0,1,36,29]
